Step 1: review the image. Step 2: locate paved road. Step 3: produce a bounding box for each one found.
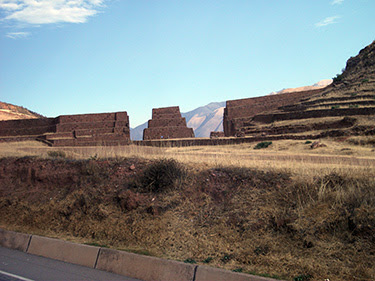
[0,247,141,281]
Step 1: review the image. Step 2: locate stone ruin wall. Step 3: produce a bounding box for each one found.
[210,131,225,138]
[0,118,56,137]
[0,111,130,146]
[143,106,195,140]
[224,88,325,136]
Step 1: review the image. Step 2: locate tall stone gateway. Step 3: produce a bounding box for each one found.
[143,106,195,140]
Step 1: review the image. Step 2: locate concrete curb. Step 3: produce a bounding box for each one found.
[27,235,100,268]
[0,228,284,281]
[0,229,31,252]
[96,248,196,281]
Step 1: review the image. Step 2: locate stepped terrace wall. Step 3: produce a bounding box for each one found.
[224,88,325,136]
[251,107,375,124]
[0,111,130,146]
[143,106,195,140]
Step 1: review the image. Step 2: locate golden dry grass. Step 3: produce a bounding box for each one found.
[0,138,374,179]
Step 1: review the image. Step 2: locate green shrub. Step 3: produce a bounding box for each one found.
[140,159,186,193]
[47,150,66,158]
[203,257,213,263]
[254,141,272,150]
[305,140,312,144]
[349,104,359,108]
[233,268,243,273]
[184,258,196,264]
[331,105,340,109]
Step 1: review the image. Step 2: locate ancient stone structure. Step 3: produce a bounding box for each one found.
[210,131,225,138]
[223,89,324,136]
[143,106,195,140]
[0,111,130,146]
[224,41,375,138]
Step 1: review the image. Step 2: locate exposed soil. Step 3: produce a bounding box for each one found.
[1,157,374,281]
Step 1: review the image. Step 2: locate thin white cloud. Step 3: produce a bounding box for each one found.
[331,0,344,5]
[315,16,341,27]
[0,0,104,25]
[6,31,30,39]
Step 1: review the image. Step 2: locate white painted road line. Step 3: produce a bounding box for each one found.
[0,270,34,281]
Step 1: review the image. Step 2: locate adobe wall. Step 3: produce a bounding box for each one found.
[0,111,130,146]
[144,127,194,140]
[151,106,181,118]
[224,88,325,136]
[0,118,56,137]
[210,131,225,138]
[252,107,375,124]
[148,117,187,128]
[143,106,195,140]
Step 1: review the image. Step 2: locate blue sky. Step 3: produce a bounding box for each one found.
[0,0,374,127]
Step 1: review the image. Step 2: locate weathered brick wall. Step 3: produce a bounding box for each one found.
[0,111,130,146]
[210,131,225,138]
[56,112,129,124]
[252,107,375,124]
[226,89,323,109]
[143,127,194,140]
[143,106,195,140]
[148,117,187,128]
[224,88,325,136]
[0,118,56,137]
[152,106,180,118]
[50,111,130,146]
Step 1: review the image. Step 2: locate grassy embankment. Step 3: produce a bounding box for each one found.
[0,139,374,281]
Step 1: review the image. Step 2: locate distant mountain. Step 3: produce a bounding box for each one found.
[0,101,43,121]
[268,79,332,95]
[130,102,225,140]
[184,102,225,138]
[130,122,148,141]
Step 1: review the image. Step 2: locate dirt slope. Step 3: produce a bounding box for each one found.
[0,101,43,121]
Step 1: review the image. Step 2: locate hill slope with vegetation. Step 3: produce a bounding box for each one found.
[0,154,374,281]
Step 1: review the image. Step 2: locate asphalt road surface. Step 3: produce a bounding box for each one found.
[0,247,141,281]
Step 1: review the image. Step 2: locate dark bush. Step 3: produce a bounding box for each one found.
[254,141,272,149]
[140,159,186,193]
[333,73,343,83]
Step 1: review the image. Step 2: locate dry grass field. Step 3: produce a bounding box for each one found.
[0,139,374,281]
[1,138,374,175]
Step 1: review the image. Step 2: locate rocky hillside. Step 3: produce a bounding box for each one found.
[233,40,375,140]
[0,101,43,121]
